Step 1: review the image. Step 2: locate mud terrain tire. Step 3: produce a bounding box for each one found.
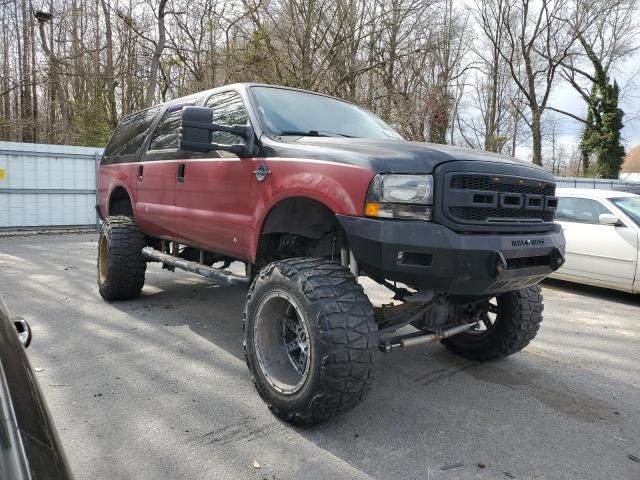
[243,258,379,426]
[97,216,146,301]
[443,285,543,361]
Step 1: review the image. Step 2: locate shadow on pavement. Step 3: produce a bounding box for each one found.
[542,278,639,306]
[1,234,638,480]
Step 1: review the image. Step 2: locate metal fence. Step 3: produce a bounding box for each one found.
[555,176,640,193]
[1,140,639,230]
[0,141,103,230]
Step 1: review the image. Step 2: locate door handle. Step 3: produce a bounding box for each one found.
[177,163,185,183]
[137,164,143,181]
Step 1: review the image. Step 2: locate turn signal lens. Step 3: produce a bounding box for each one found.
[365,202,432,220]
[365,202,380,216]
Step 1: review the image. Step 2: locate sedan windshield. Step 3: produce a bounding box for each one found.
[251,86,403,140]
[611,197,640,226]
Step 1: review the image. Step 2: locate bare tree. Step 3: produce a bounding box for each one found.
[35,9,74,140]
[145,0,167,107]
[550,0,639,176]
[495,0,577,166]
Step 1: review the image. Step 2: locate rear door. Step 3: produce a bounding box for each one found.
[111,105,176,238]
[173,91,254,258]
[100,107,160,224]
[555,196,638,286]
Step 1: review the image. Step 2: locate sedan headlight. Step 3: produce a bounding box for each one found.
[365,174,433,220]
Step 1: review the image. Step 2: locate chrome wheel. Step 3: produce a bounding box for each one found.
[253,290,311,395]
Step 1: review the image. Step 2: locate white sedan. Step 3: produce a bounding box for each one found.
[551,188,640,293]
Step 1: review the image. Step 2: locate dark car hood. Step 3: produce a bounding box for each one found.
[0,300,73,479]
[261,136,553,179]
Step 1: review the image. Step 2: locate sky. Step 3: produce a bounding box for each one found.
[454,0,640,164]
[545,52,640,151]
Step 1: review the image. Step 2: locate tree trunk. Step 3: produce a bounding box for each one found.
[145,0,167,108]
[20,0,34,142]
[531,111,542,166]
[36,16,74,137]
[100,0,117,127]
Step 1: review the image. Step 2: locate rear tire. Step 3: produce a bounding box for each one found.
[442,285,543,361]
[243,258,379,426]
[97,216,146,301]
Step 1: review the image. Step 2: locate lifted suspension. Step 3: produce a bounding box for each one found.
[379,322,479,353]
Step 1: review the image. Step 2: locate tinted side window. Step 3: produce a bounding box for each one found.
[148,104,192,151]
[102,107,160,164]
[204,92,249,145]
[555,197,611,224]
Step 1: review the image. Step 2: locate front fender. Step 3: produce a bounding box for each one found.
[247,158,376,260]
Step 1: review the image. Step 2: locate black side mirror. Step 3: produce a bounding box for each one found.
[179,106,255,157]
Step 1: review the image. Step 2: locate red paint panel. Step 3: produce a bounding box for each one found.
[135,161,178,237]
[97,163,137,217]
[173,157,253,257]
[246,158,375,261]
[99,157,375,263]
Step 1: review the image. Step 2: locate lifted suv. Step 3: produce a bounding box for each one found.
[96,83,565,425]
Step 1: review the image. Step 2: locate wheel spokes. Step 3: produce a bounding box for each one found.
[283,310,299,334]
[481,312,493,330]
[281,306,309,375]
[285,339,299,354]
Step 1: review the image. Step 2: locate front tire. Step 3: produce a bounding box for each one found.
[97,216,146,301]
[243,258,379,426]
[442,285,543,361]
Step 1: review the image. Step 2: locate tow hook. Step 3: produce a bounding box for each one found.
[550,248,565,271]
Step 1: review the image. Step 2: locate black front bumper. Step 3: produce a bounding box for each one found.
[337,215,565,297]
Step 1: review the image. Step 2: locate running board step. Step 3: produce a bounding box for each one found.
[141,247,250,287]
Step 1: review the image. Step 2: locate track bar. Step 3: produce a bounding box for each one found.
[142,247,250,287]
[379,322,479,353]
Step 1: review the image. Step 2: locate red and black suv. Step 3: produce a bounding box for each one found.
[96,83,565,425]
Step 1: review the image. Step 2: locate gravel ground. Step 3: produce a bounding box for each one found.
[0,233,639,480]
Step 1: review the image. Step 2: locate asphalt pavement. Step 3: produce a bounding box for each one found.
[0,233,638,480]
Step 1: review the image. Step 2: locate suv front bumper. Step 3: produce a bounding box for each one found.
[337,215,566,297]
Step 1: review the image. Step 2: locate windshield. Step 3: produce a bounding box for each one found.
[611,197,640,226]
[251,86,403,140]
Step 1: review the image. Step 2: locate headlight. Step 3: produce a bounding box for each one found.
[365,174,433,220]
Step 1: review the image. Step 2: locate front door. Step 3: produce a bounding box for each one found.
[173,91,254,259]
[136,104,194,238]
[555,196,638,286]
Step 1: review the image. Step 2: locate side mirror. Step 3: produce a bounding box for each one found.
[599,213,621,226]
[13,318,32,348]
[178,106,255,157]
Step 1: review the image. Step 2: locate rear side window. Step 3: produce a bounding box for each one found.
[102,107,160,164]
[204,91,249,145]
[148,103,194,151]
[555,197,611,224]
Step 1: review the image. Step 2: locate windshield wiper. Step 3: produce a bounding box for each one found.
[279,130,353,138]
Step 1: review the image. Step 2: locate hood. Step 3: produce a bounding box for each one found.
[0,301,73,480]
[260,136,552,179]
